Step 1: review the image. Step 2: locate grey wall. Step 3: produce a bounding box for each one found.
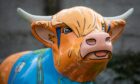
[0,0,45,60]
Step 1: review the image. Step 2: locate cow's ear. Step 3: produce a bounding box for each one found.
[107,19,126,43]
[31,21,55,48]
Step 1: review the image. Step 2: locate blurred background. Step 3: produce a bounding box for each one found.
[0,0,140,84]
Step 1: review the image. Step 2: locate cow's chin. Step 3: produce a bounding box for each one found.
[57,53,111,82]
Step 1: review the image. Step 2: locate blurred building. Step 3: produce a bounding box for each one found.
[0,0,45,60]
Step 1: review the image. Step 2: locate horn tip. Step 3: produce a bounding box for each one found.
[17,8,21,11]
[17,8,24,13]
[104,8,134,20]
[125,8,134,19]
[16,7,33,22]
[128,8,134,13]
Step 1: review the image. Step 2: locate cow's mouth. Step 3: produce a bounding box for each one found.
[84,50,111,60]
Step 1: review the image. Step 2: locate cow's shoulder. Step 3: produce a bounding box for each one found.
[0,51,29,84]
[7,48,52,84]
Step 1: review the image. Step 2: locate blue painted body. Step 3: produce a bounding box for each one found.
[8,48,94,84]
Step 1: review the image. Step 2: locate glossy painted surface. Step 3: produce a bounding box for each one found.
[0,51,29,84]
[8,48,93,84]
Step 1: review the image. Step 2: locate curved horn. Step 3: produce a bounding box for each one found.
[104,8,134,20]
[17,8,52,22]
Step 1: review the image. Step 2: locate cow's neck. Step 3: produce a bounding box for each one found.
[44,48,94,84]
[52,48,108,82]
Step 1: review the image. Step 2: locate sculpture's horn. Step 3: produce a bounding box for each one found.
[104,8,134,20]
[17,8,52,22]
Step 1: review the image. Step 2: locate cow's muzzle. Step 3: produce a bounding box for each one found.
[80,32,112,60]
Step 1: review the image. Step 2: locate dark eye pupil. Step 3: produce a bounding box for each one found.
[63,27,72,34]
[102,23,105,32]
[102,26,105,31]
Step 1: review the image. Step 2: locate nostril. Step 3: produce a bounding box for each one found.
[105,37,111,42]
[86,38,96,45]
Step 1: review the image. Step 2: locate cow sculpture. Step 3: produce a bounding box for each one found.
[0,6,133,84]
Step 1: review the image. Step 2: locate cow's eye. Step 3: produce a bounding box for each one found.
[102,23,106,32]
[107,24,111,33]
[63,27,73,34]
